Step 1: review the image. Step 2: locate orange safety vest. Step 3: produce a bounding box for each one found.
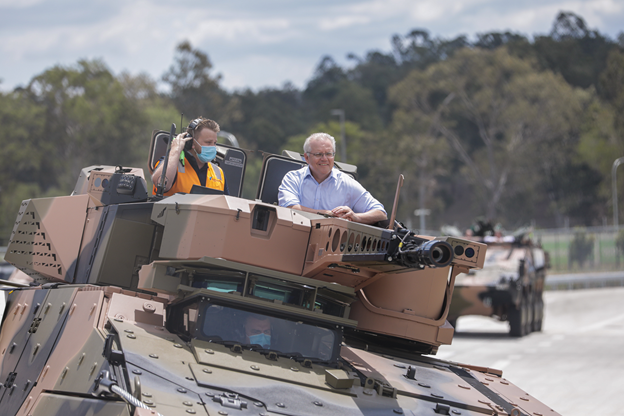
[152,156,225,196]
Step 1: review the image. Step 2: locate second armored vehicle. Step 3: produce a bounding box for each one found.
[446,222,550,337]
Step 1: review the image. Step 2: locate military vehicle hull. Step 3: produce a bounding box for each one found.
[0,141,558,415]
[0,284,557,416]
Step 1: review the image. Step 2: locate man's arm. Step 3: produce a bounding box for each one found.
[331,206,387,225]
[151,133,191,192]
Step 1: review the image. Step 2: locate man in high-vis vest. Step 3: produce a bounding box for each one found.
[152,117,229,196]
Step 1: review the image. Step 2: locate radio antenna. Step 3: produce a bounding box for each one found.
[154,123,176,199]
[388,174,404,229]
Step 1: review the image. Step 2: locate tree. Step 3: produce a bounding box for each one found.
[162,41,241,127]
[23,60,148,192]
[388,47,590,227]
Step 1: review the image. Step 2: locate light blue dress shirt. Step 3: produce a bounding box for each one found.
[278,167,386,214]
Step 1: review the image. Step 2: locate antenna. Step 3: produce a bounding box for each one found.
[154,123,176,199]
[388,174,404,229]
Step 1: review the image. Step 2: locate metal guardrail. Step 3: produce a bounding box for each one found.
[545,271,624,290]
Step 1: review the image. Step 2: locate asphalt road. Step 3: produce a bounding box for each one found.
[435,287,624,416]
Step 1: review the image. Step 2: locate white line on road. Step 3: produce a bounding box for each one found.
[573,314,624,334]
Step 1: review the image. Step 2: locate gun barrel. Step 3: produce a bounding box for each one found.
[399,240,453,268]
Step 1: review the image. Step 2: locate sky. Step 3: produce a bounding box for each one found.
[0,0,623,93]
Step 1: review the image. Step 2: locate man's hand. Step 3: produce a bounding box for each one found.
[174,133,193,152]
[331,206,358,222]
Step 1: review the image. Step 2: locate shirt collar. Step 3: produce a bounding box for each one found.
[304,165,337,184]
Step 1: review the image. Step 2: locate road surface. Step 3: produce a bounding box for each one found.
[435,287,624,416]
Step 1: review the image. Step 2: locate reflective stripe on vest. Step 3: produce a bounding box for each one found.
[152,157,225,196]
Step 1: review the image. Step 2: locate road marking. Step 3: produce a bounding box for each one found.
[574,315,624,334]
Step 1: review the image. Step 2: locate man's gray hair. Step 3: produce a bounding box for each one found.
[303,133,336,154]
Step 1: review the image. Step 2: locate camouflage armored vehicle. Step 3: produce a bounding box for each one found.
[0,128,558,415]
[446,221,550,337]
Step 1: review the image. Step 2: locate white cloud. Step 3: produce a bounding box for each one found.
[318,15,371,31]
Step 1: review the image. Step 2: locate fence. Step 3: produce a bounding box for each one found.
[534,226,624,273]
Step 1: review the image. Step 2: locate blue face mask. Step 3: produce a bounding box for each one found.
[248,333,271,348]
[194,140,217,163]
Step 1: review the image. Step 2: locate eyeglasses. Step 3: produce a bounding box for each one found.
[307,152,335,158]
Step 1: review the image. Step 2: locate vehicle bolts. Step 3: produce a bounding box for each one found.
[203,368,212,374]
[393,408,403,414]
[143,400,153,405]
[174,344,183,348]
[313,401,323,407]
[418,383,431,388]
[250,365,260,371]
[276,403,285,408]
[205,349,214,354]
[218,412,227,416]
[186,409,197,414]
[178,388,187,393]
[143,392,152,397]
[290,367,299,372]
[183,401,193,406]
[452,410,461,415]
[127,334,136,339]
[149,354,159,359]
[132,370,142,375]
[205,392,214,397]
[254,402,263,407]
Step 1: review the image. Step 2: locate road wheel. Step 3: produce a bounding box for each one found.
[509,296,526,337]
[525,293,534,335]
[534,296,544,332]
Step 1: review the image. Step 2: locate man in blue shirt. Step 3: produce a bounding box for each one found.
[278,133,387,225]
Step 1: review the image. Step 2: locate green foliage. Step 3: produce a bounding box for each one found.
[163,41,241,127]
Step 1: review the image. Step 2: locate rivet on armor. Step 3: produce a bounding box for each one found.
[183,401,193,406]
[276,403,285,408]
[186,409,197,414]
[254,402,263,407]
[127,334,136,339]
[431,393,443,399]
[143,392,152,397]
[174,344,183,348]
[178,388,187,393]
[132,370,142,375]
[205,349,214,354]
[203,368,212,374]
[217,411,227,416]
[251,365,260,371]
[520,397,530,401]
[458,384,470,390]
[124,329,134,333]
[290,367,299,372]
[418,383,431,388]
[313,401,323,407]
[143,400,153,405]
[149,354,159,359]
[393,408,403,414]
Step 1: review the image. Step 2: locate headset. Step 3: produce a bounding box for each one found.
[184,118,203,151]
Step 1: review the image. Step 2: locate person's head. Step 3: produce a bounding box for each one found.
[303,133,336,182]
[187,118,220,164]
[244,314,272,348]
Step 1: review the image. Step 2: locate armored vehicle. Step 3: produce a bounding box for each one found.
[0,128,558,415]
[446,222,550,337]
